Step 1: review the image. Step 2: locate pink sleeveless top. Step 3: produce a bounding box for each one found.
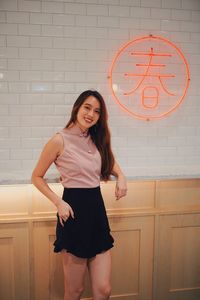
[54,124,101,188]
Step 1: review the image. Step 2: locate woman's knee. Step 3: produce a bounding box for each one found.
[97,283,111,298]
[64,285,85,300]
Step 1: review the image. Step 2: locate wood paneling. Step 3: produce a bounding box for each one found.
[156,213,200,300]
[0,179,200,300]
[0,223,30,300]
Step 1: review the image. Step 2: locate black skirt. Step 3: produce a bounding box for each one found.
[53,186,114,259]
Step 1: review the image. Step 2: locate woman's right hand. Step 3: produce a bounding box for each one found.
[56,199,74,227]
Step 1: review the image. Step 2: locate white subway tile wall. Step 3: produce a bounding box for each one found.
[0,0,200,179]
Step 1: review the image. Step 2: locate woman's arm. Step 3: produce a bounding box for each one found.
[111,161,127,200]
[31,134,74,226]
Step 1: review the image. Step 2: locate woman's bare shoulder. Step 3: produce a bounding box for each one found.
[48,132,64,155]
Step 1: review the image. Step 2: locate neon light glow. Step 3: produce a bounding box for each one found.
[108,35,190,121]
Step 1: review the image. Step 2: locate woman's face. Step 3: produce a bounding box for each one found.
[76,96,101,131]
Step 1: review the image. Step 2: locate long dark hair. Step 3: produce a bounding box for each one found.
[65,90,115,181]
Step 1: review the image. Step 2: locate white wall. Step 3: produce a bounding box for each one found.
[0,0,200,181]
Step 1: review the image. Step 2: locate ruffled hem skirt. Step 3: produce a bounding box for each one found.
[53,186,114,259]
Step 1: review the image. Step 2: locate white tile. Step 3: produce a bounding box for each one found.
[18,24,41,36]
[109,5,130,17]
[0,128,9,138]
[0,116,20,126]
[64,26,86,38]
[0,59,7,70]
[30,60,52,71]
[30,13,53,25]
[65,71,86,82]
[8,59,30,70]
[54,60,75,71]
[0,47,18,58]
[0,82,8,93]
[76,15,97,26]
[20,71,42,81]
[65,3,87,15]
[19,48,42,59]
[141,0,161,8]
[0,24,18,35]
[108,28,129,39]
[162,0,181,9]
[31,127,54,138]
[87,4,108,16]
[30,36,52,48]
[0,0,17,11]
[7,12,29,23]
[0,12,6,22]
[53,37,75,48]
[42,1,64,14]
[53,14,74,26]
[86,27,108,38]
[18,0,41,12]
[20,94,43,104]
[182,0,200,10]
[42,71,64,81]
[31,82,53,93]
[98,16,118,27]
[140,18,161,30]
[191,11,200,22]
[42,48,65,59]
[31,105,54,115]
[44,115,66,126]
[131,7,151,18]
[1,71,19,81]
[151,8,171,19]
[119,17,140,29]
[21,116,44,126]
[180,21,200,32]
[54,82,75,93]
[161,20,181,31]
[0,94,19,104]
[171,9,191,21]
[7,36,29,47]
[10,149,33,159]
[43,94,64,104]
[9,82,30,93]
[42,25,63,36]
[9,105,32,116]
[0,105,8,115]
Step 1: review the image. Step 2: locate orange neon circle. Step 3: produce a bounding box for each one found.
[108,35,190,121]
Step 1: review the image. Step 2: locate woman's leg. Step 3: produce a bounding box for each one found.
[88,250,112,300]
[61,251,87,300]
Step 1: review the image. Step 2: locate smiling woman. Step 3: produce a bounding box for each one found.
[31,90,127,300]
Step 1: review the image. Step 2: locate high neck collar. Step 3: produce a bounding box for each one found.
[66,123,88,137]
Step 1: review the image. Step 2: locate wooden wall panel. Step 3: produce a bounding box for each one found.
[101,181,155,212]
[110,216,154,300]
[156,179,200,210]
[0,223,30,300]
[33,221,64,300]
[156,213,200,300]
[0,179,200,300]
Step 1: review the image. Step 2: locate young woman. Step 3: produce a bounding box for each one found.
[31,90,127,300]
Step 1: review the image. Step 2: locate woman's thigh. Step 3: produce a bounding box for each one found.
[61,251,87,290]
[88,250,112,290]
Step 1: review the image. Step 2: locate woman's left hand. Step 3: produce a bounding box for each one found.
[115,175,127,200]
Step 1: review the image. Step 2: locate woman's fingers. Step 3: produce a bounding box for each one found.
[59,216,64,227]
[58,204,74,226]
[69,206,75,219]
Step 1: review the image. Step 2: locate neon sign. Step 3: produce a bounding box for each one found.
[108,35,190,121]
